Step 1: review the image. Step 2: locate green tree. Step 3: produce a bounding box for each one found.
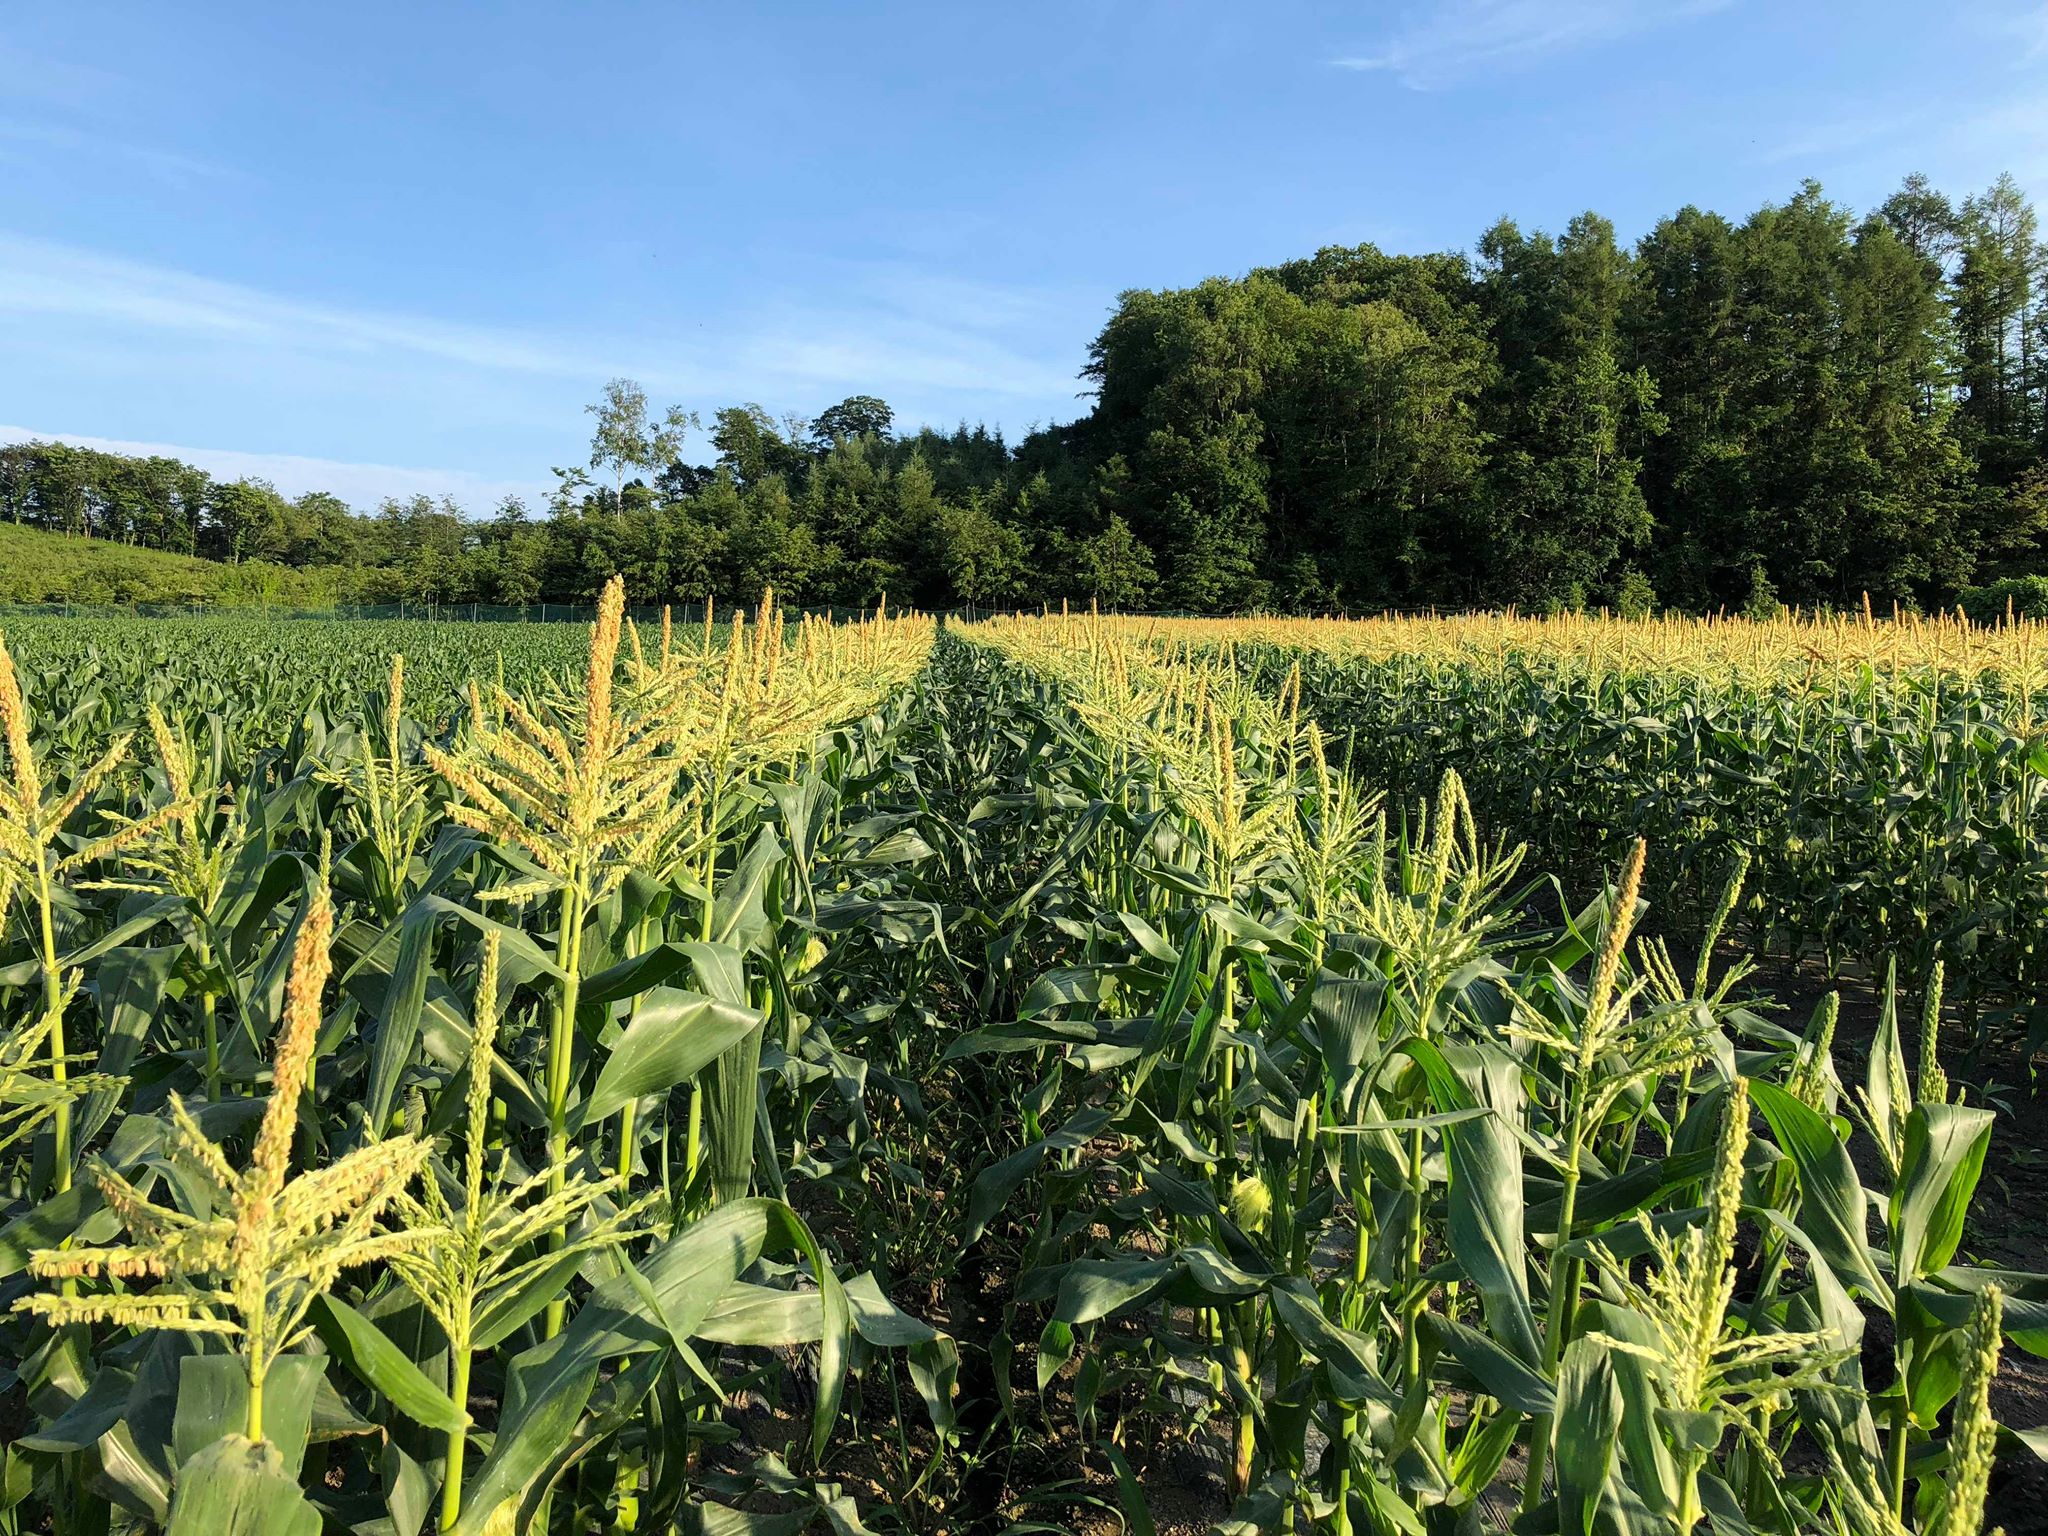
[811,395,894,447]
[487,497,547,608]
[586,377,698,500]
[711,405,809,489]
[891,454,949,607]
[1074,514,1157,609]
[1477,212,1661,610]
[722,474,823,603]
[288,492,360,566]
[1629,205,1746,607]
[1954,174,2041,483]
[1264,277,1490,607]
[1085,278,1277,610]
[935,494,1029,607]
[1835,215,1974,598]
[804,435,899,603]
[204,480,291,565]
[1879,173,1961,283]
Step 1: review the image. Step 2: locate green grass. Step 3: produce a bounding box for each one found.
[0,521,348,608]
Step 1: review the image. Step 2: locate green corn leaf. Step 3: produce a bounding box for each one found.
[172,1354,324,1478]
[309,1295,464,1435]
[710,826,785,951]
[1403,1037,1542,1365]
[1052,1257,1176,1327]
[453,1198,845,1536]
[576,986,761,1129]
[1425,1314,1555,1414]
[963,1105,1113,1244]
[1554,1336,1621,1536]
[164,1435,321,1536]
[1751,1080,1891,1305]
[1578,1300,1679,1519]
[1105,1447,1156,1536]
[1892,1102,1994,1283]
[15,1363,133,1453]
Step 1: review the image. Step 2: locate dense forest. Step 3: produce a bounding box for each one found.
[6,173,2047,615]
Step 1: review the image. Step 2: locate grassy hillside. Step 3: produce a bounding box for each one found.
[0,522,350,608]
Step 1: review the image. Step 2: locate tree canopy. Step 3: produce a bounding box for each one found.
[7,172,2045,615]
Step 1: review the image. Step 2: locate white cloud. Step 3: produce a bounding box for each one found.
[1750,87,2048,191]
[0,43,122,111]
[1332,0,1735,88]
[0,425,554,510]
[734,299,1084,403]
[1986,2,2048,60]
[0,234,610,379]
[1754,113,1911,168]
[0,237,1094,504]
[0,119,235,189]
[0,233,1084,412]
[1947,95,2048,183]
[0,44,236,191]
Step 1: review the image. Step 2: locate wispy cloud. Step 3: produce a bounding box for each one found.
[1332,0,1736,89]
[0,234,606,378]
[1754,112,1915,168]
[0,424,555,510]
[0,42,234,191]
[734,279,1087,406]
[1983,2,2048,61]
[0,233,1083,410]
[1936,93,2048,184]
[0,235,1092,505]
[1753,81,2048,187]
[0,42,122,111]
[0,119,237,190]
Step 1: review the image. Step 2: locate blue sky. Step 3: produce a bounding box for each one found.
[3,0,2044,510]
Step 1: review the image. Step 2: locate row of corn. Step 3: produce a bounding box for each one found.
[0,584,953,1534]
[1029,608,2048,1058]
[1,592,2042,1535]
[949,611,2034,1534]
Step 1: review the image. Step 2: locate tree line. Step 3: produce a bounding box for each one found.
[5,172,2044,615]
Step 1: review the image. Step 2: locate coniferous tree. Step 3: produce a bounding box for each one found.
[1955,174,2042,484]
[1477,213,1660,610]
[1629,206,1747,608]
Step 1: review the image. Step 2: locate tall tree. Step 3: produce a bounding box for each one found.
[804,435,900,602]
[1074,514,1157,609]
[811,395,894,447]
[1879,173,1961,283]
[1954,174,2042,483]
[710,405,809,489]
[1835,215,1973,597]
[1628,206,1746,608]
[1085,279,1279,609]
[935,493,1028,607]
[585,377,698,500]
[203,480,291,565]
[1477,213,1660,609]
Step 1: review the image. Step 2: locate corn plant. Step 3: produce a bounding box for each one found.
[1,601,2043,1536]
[945,614,2043,1536]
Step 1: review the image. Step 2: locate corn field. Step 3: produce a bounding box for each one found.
[1261,610,2048,1055]
[0,595,2042,1535]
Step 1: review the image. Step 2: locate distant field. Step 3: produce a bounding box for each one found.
[0,611,590,747]
[0,521,347,607]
